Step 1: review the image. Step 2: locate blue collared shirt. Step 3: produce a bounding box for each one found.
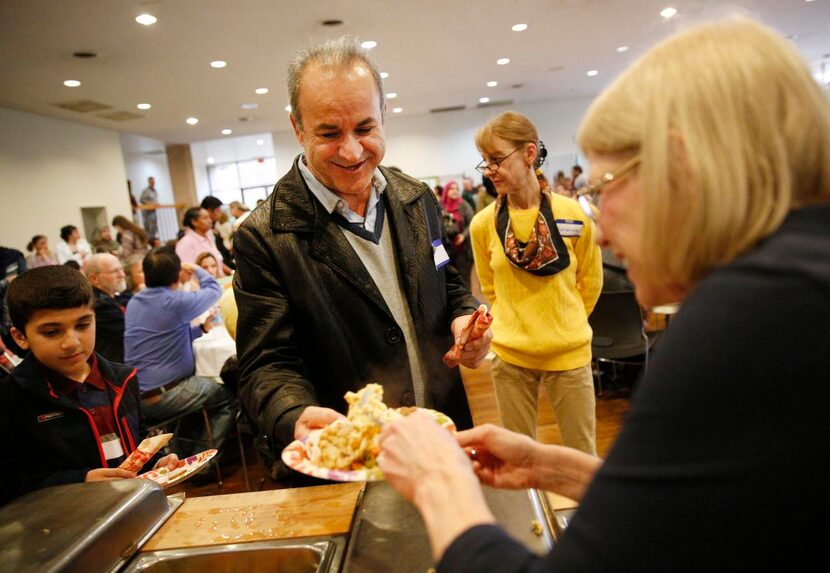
[298,154,387,232]
[124,267,222,393]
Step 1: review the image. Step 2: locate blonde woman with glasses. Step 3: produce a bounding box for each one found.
[377,17,830,571]
[468,110,603,454]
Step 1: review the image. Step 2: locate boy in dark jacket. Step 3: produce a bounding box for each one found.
[0,265,178,506]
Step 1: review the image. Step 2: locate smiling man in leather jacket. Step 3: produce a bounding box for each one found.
[233,37,491,459]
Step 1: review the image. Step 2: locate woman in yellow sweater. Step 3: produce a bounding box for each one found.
[470,111,603,454]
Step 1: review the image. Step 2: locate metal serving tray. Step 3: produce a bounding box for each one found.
[121,537,347,573]
[0,480,181,573]
[342,481,554,573]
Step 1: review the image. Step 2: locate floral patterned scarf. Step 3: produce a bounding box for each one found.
[494,188,570,276]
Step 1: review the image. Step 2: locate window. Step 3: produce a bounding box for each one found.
[207,158,276,207]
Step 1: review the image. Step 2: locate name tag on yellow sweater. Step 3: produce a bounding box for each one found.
[556,219,583,237]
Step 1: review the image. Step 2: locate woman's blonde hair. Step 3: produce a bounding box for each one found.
[578,17,830,290]
[476,111,547,166]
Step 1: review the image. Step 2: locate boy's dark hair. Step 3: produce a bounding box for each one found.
[63,260,81,270]
[6,266,93,331]
[143,248,181,287]
[200,196,223,210]
[182,207,202,230]
[60,225,77,241]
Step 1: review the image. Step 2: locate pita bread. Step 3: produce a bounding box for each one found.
[119,433,173,472]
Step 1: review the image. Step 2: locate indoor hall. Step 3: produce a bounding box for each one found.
[1,1,829,571]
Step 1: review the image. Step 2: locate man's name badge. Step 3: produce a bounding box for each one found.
[101,432,125,462]
[432,239,450,269]
[556,219,584,237]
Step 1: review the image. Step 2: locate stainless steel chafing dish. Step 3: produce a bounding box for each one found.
[0,480,180,573]
[0,480,349,573]
[341,481,555,573]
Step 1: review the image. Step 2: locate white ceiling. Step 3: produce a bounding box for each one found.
[1,0,828,144]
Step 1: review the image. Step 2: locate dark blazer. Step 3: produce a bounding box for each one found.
[92,287,125,364]
[234,159,478,449]
[0,353,146,506]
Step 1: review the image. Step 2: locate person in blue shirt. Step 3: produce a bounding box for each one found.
[124,248,236,461]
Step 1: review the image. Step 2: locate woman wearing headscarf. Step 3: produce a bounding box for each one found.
[440,180,475,287]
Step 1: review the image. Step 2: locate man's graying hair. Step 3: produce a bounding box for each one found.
[287,36,386,130]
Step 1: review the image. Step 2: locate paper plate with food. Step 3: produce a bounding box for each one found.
[281,384,455,482]
[138,448,218,488]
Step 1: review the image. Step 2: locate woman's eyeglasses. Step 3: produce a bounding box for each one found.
[576,156,640,219]
[475,147,521,174]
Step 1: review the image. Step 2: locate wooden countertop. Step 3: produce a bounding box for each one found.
[141,482,364,551]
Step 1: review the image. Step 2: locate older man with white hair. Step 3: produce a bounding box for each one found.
[84,253,127,363]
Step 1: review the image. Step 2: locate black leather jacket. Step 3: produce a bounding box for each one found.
[234,159,478,449]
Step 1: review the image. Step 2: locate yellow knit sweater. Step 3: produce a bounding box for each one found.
[470,194,603,371]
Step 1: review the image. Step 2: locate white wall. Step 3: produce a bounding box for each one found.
[270,96,592,185]
[0,107,131,254]
[119,133,174,205]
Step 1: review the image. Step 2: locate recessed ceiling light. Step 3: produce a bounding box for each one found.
[361,40,377,49]
[255,88,269,95]
[186,117,199,125]
[660,7,677,19]
[392,107,403,114]
[380,72,389,79]
[479,97,490,104]
[240,103,258,110]
[210,60,227,69]
[135,14,157,26]
[617,45,629,53]
[206,156,215,165]
[512,23,528,32]
[256,139,264,145]
[386,92,398,99]
[284,105,292,112]
[497,58,510,65]
[221,129,232,135]
[486,81,498,87]
[136,103,152,110]
[587,70,599,77]
[63,80,81,87]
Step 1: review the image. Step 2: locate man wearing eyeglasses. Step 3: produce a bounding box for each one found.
[232,37,490,463]
[84,254,127,364]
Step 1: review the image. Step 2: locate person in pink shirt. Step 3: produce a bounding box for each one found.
[175,207,231,276]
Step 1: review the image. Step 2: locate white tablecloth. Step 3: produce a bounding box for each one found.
[193,324,237,378]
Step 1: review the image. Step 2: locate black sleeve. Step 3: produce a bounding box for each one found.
[0,382,89,506]
[233,221,317,449]
[438,525,550,573]
[441,266,828,571]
